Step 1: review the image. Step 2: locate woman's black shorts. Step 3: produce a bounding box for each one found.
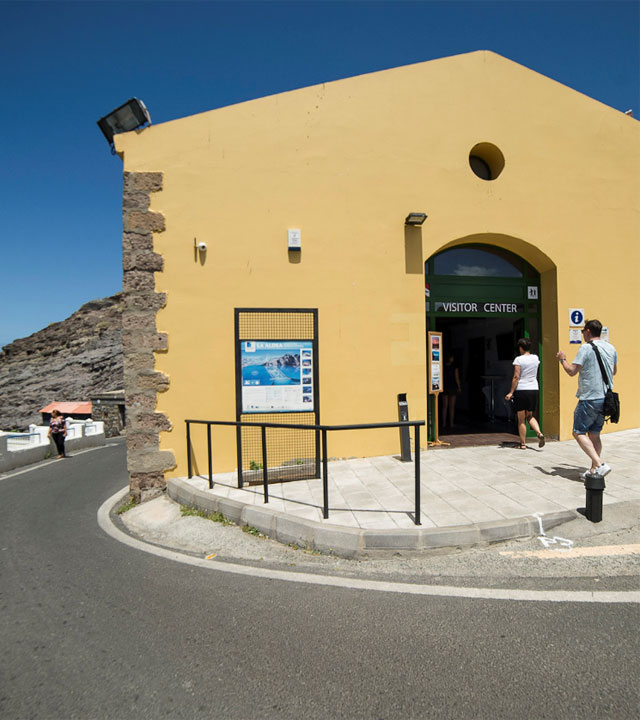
[513,389,538,412]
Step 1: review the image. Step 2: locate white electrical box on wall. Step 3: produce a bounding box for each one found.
[288,228,301,251]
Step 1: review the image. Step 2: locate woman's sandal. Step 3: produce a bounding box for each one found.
[538,434,546,448]
[518,443,527,450]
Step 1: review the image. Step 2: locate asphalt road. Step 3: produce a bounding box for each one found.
[1,440,638,719]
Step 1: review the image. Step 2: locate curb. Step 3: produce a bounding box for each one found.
[167,478,578,558]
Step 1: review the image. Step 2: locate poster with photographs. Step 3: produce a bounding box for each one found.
[241,340,314,413]
[428,332,443,394]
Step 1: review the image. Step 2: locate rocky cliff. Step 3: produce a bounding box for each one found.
[0,294,123,430]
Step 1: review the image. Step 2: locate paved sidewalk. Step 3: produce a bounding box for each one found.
[177,429,639,531]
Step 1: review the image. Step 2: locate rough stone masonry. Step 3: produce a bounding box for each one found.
[121,171,176,501]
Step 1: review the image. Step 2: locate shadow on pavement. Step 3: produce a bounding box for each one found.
[534,464,584,482]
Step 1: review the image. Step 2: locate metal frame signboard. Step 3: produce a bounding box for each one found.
[240,340,314,413]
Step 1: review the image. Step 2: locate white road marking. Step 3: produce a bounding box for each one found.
[98,488,640,604]
[501,545,640,559]
[0,445,112,481]
[533,511,574,550]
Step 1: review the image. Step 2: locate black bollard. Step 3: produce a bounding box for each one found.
[584,473,605,523]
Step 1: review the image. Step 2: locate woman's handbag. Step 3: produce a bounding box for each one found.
[589,342,620,423]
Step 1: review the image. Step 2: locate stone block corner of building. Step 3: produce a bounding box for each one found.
[121,170,171,501]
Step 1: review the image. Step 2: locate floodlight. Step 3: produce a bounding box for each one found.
[405,212,428,226]
[97,98,151,150]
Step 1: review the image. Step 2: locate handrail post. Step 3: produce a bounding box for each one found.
[314,426,321,480]
[414,424,421,525]
[236,425,243,489]
[186,421,192,479]
[261,425,269,503]
[207,423,213,489]
[322,429,329,519]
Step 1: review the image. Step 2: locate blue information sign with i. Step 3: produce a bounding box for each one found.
[569,308,585,326]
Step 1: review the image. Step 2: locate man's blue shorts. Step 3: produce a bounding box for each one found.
[573,399,605,434]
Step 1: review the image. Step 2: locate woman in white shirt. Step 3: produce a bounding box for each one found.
[505,338,545,450]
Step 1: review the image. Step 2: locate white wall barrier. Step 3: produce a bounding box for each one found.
[0,419,106,473]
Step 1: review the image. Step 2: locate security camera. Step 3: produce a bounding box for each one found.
[197,241,207,252]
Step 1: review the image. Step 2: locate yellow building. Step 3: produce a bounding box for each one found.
[114,51,639,500]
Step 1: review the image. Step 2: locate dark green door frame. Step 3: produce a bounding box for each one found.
[425,244,542,441]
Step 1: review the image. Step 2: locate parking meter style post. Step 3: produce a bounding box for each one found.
[428,331,449,446]
[397,393,412,462]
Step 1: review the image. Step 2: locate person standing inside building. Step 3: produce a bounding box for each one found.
[441,352,461,431]
[48,409,67,459]
[505,338,545,449]
[557,319,617,478]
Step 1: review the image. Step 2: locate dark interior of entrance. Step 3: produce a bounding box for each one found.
[436,316,526,436]
[426,243,542,443]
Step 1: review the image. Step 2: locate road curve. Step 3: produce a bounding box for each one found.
[1,440,638,719]
[101,488,640,604]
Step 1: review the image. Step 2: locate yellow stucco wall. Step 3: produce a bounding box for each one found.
[116,51,639,476]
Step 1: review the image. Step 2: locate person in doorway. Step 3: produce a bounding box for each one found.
[557,319,617,479]
[505,338,545,449]
[48,409,67,458]
[441,353,461,430]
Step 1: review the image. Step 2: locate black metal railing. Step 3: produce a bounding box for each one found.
[185,418,425,525]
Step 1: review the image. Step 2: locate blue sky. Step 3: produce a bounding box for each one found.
[1,0,638,348]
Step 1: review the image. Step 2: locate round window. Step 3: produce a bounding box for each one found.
[469,142,505,180]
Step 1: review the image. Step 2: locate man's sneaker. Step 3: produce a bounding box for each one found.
[580,469,590,481]
[592,463,612,478]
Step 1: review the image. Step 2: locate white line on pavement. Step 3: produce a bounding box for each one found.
[501,545,640,559]
[98,487,640,604]
[0,445,113,481]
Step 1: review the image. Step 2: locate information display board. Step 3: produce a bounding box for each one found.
[241,340,314,413]
[428,332,443,394]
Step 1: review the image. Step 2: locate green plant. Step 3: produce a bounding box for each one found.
[116,494,137,515]
[241,524,266,538]
[288,542,322,555]
[304,547,324,556]
[249,460,263,470]
[180,505,233,525]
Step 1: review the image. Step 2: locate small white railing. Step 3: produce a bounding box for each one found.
[66,424,82,440]
[0,420,106,473]
[6,433,41,450]
[82,422,100,436]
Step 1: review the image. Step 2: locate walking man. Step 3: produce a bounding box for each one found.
[557,319,617,478]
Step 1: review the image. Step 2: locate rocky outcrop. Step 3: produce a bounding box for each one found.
[0,294,123,431]
[272,353,300,369]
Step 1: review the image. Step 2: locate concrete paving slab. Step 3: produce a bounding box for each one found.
[166,428,639,556]
[429,511,475,527]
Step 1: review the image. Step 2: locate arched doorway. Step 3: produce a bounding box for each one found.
[425,244,541,443]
